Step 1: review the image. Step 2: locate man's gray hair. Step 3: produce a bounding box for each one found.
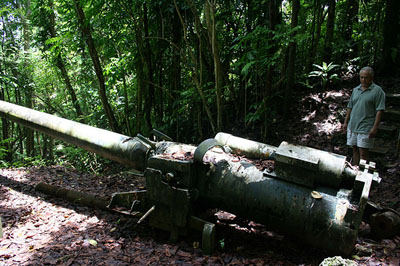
[360,66,374,77]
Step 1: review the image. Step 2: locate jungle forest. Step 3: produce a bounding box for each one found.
[1,0,400,265]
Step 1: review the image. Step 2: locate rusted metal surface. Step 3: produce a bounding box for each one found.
[215,132,276,160]
[195,147,365,255]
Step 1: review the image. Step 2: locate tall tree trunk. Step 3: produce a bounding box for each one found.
[170,8,182,108]
[1,15,19,156]
[380,0,400,74]
[0,87,11,161]
[55,56,85,123]
[308,0,325,68]
[264,0,282,139]
[0,15,11,161]
[322,0,336,63]
[155,7,165,128]
[46,0,85,123]
[125,2,155,134]
[121,72,132,136]
[265,0,282,96]
[307,0,318,72]
[143,3,155,132]
[42,134,54,162]
[122,2,146,135]
[135,58,144,135]
[73,0,120,133]
[372,3,383,66]
[174,0,216,134]
[341,0,359,61]
[205,0,223,132]
[21,0,35,156]
[283,0,300,120]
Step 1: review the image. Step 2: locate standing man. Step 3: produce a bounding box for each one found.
[343,66,385,166]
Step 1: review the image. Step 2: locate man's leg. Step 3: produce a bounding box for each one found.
[359,147,369,163]
[347,130,359,166]
[352,145,360,166]
[357,132,372,164]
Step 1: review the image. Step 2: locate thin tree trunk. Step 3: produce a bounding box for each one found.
[372,2,383,66]
[155,7,164,127]
[174,0,216,133]
[122,2,146,135]
[265,0,282,96]
[309,0,325,67]
[307,0,318,72]
[121,72,132,136]
[380,0,400,74]
[143,3,154,132]
[322,0,336,63]
[170,8,182,110]
[283,0,300,120]
[0,15,11,161]
[341,0,359,61]
[55,57,85,122]
[21,0,35,157]
[0,92,11,161]
[264,0,282,139]
[135,58,145,135]
[73,0,120,133]
[46,0,85,123]
[205,0,223,132]
[42,134,54,162]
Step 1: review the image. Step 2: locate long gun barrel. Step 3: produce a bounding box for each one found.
[0,100,150,171]
[0,100,382,255]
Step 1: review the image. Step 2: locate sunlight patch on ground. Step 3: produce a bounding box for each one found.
[324,91,345,98]
[0,169,96,264]
[301,110,316,122]
[312,114,341,135]
[0,169,30,183]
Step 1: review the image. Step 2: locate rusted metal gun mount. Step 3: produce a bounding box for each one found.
[0,100,388,255]
[108,133,381,255]
[108,140,217,252]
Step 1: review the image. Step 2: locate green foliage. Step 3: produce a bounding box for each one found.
[232,24,304,77]
[54,144,112,174]
[0,0,396,170]
[0,138,13,168]
[245,102,264,125]
[0,138,48,168]
[218,238,225,249]
[0,144,9,168]
[11,156,48,168]
[308,62,340,89]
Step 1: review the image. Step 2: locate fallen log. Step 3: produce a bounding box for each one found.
[35,182,109,210]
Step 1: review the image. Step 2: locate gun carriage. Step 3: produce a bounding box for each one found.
[0,100,389,255]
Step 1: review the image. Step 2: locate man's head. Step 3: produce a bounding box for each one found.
[359,66,374,89]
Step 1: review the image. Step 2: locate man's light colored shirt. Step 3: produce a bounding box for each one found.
[347,82,385,134]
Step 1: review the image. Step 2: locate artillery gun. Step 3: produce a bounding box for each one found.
[0,100,395,255]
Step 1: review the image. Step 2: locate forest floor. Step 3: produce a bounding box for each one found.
[1,77,400,265]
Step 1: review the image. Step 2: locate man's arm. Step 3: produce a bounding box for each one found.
[369,110,384,138]
[342,108,352,132]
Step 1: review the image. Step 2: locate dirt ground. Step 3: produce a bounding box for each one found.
[1,80,400,265]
